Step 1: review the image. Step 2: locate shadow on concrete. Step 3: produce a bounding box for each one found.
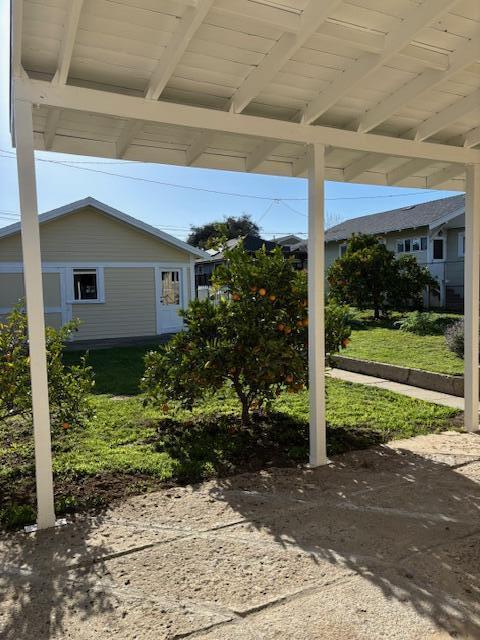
[0,515,114,640]
[212,444,480,637]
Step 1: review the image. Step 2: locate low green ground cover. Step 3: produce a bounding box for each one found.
[0,344,459,528]
[344,311,464,375]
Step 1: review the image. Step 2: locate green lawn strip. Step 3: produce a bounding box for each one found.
[0,380,458,527]
[345,327,464,376]
[63,343,164,395]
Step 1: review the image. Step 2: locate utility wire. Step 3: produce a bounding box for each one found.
[0,149,451,203]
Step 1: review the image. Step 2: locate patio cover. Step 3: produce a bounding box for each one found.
[9,0,480,529]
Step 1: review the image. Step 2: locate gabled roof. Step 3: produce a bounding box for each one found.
[197,234,279,263]
[0,197,208,258]
[325,195,465,243]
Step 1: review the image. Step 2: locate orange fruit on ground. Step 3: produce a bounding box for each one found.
[341,338,350,348]
[62,422,70,430]
[258,288,267,296]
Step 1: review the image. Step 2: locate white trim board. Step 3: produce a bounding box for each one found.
[0,196,208,259]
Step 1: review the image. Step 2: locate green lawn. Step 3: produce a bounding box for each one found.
[345,326,464,375]
[0,342,461,528]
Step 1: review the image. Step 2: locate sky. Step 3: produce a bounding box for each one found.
[0,0,462,242]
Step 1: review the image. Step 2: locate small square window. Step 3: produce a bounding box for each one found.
[420,237,427,251]
[73,269,98,301]
[404,239,411,252]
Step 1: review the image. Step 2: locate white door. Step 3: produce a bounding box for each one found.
[156,268,184,333]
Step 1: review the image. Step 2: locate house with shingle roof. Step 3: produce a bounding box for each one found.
[325,195,466,309]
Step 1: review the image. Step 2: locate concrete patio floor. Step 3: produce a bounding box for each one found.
[1,431,480,640]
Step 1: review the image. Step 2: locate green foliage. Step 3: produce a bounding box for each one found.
[444,319,466,359]
[328,234,438,319]
[142,246,350,424]
[325,301,352,357]
[396,311,455,336]
[187,214,260,249]
[0,503,36,530]
[0,303,94,430]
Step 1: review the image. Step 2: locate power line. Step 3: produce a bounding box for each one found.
[0,149,452,203]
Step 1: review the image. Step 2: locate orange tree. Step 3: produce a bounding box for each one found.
[328,234,437,320]
[0,304,94,429]
[142,246,350,425]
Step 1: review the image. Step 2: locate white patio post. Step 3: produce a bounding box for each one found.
[14,97,56,529]
[307,143,328,466]
[464,163,480,432]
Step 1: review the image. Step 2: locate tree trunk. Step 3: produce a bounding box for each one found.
[240,399,251,426]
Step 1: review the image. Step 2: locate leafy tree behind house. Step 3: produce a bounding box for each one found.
[142,246,351,425]
[0,304,94,429]
[328,234,437,319]
[187,214,260,249]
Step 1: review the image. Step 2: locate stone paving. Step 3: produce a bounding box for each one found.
[1,431,480,639]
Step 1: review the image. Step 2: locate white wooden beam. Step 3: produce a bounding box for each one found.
[426,164,465,188]
[465,126,480,149]
[43,108,62,151]
[316,22,448,71]
[54,0,84,85]
[214,0,301,33]
[116,0,214,157]
[116,121,144,159]
[307,142,327,466]
[464,163,480,432]
[245,140,279,172]
[11,0,24,79]
[19,80,480,164]
[358,26,480,134]
[301,0,458,124]
[43,0,84,150]
[387,158,433,185]
[343,152,385,182]
[186,130,212,166]
[229,0,342,114]
[146,0,214,101]
[14,98,56,530]
[415,89,480,142]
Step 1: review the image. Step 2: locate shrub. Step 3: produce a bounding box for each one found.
[444,319,465,358]
[0,303,94,429]
[142,245,351,425]
[396,311,449,336]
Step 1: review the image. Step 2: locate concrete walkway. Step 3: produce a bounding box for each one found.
[1,432,480,639]
[330,368,466,410]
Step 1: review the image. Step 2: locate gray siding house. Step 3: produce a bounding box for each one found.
[325,195,466,309]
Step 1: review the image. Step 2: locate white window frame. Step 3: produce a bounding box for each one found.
[458,232,465,258]
[396,240,405,253]
[411,237,420,252]
[67,266,105,304]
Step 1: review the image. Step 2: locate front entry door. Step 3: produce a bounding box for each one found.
[156,268,184,333]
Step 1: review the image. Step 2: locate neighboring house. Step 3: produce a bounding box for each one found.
[274,235,308,271]
[0,198,206,342]
[195,234,280,297]
[325,194,466,309]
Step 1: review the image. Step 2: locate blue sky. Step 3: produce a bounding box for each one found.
[0,0,461,241]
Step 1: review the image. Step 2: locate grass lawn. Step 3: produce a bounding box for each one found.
[345,327,464,375]
[0,342,460,528]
